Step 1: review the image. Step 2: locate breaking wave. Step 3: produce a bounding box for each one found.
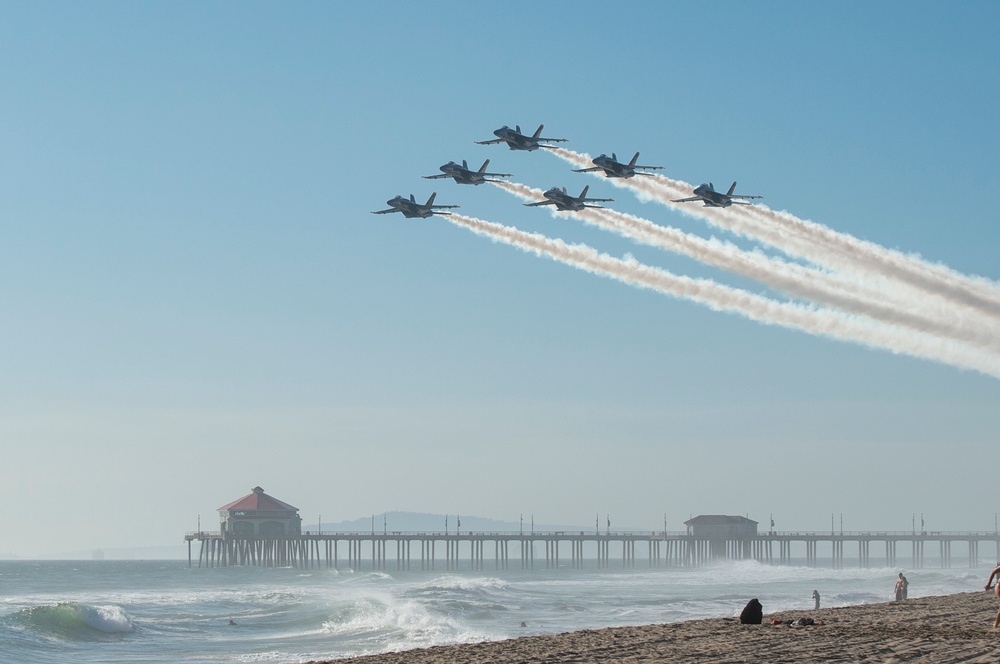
[9,602,135,641]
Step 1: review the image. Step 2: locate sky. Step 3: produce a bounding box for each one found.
[1,2,999,557]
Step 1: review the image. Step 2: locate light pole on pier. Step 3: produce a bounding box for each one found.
[520,514,523,535]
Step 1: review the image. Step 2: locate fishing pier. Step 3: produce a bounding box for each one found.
[184,529,1000,571]
[188,488,1000,571]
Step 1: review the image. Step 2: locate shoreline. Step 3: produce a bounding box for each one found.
[310,591,1000,663]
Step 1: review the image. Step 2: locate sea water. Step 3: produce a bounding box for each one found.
[0,559,986,663]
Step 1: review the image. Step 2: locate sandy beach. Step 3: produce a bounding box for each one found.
[312,591,1000,663]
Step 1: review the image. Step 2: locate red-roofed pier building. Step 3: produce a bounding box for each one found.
[218,486,302,538]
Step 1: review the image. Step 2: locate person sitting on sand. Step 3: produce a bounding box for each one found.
[984,564,1000,629]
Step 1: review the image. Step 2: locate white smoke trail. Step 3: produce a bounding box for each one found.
[444,213,1000,379]
[547,147,1000,321]
[492,179,1000,355]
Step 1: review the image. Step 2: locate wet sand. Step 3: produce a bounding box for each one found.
[310,591,1000,663]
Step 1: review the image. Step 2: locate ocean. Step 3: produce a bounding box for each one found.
[0,559,987,663]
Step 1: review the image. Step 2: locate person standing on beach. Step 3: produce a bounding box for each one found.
[812,590,820,610]
[894,573,908,600]
[984,564,1000,629]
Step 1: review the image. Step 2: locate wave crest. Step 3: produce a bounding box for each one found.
[11,602,135,641]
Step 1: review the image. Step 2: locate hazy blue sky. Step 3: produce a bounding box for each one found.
[2,2,998,556]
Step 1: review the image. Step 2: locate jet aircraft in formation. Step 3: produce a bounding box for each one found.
[671,182,762,207]
[371,193,459,218]
[377,124,763,218]
[523,185,613,212]
[476,124,568,151]
[572,152,663,179]
[422,159,512,186]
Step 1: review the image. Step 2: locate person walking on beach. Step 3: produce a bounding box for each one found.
[984,564,1000,629]
[894,573,908,601]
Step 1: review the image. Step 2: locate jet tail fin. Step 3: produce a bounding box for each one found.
[727,182,737,196]
[629,152,640,167]
[426,192,437,206]
[462,160,468,169]
[580,185,590,198]
[479,159,490,173]
[532,124,544,139]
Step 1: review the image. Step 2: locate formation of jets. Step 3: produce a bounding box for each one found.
[423,159,511,186]
[671,182,763,208]
[523,185,613,212]
[372,122,763,219]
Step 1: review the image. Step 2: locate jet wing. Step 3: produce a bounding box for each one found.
[634,165,664,171]
[524,201,554,207]
[730,195,763,200]
[371,209,398,214]
[431,205,461,209]
[670,196,702,203]
[536,137,568,143]
[422,174,451,179]
[482,172,512,177]
[572,167,603,173]
[586,197,614,203]
[475,138,506,145]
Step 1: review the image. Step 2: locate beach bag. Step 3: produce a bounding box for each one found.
[739,598,763,624]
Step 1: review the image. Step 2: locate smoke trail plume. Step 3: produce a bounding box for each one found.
[444,213,1000,379]
[547,147,1000,322]
[492,180,1000,355]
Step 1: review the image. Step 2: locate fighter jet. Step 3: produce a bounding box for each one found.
[371,193,459,218]
[572,152,664,179]
[422,159,512,186]
[476,124,568,151]
[671,182,763,207]
[523,185,613,212]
